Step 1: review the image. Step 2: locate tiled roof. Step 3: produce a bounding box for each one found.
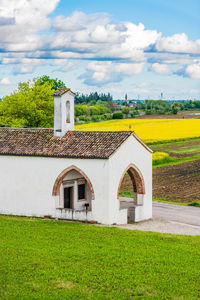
[0,128,133,159]
[52,88,76,96]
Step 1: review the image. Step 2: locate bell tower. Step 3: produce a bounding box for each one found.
[52,88,76,137]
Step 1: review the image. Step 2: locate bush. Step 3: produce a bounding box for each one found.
[153,152,169,161]
[76,120,85,125]
[78,115,87,121]
[104,113,112,120]
[152,152,174,166]
[91,115,100,122]
[112,112,124,119]
[99,115,105,121]
[146,109,152,115]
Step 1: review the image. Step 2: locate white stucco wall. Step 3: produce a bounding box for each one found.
[108,135,152,224]
[0,155,110,223]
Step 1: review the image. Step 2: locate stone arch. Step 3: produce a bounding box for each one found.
[52,165,95,199]
[117,163,145,199]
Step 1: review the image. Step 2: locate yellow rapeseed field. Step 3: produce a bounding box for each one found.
[76,119,200,143]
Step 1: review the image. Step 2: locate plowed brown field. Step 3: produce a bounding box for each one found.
[120,159,200,203]
[153,160,200,203]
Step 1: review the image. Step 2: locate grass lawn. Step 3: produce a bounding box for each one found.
[150,138,200,156]
[149,138,200,168]
[1,216,200,299]
[152,153,200,168]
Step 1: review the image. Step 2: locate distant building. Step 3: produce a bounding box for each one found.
[128,100,137,108]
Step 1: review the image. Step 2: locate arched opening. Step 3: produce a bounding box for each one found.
[117,164,145,220]
[66,101,70,123]
[53,165,94,211]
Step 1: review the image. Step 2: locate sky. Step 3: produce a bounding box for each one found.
[0,0,199,99]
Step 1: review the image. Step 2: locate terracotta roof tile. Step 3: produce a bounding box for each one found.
[0,128,133,159]
[52,88,76,96]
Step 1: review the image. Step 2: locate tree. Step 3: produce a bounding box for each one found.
[171,102,180,115]
[75,92,113,104]
[0,79,54,128]
[122,107,130,115]
[36,75,67,90]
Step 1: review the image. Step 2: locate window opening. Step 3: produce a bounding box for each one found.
[78,184,85,200]
[66,101,70,123]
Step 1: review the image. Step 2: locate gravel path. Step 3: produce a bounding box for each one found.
[117,201,200,236]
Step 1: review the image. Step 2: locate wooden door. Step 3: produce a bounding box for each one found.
[64,187,72,209]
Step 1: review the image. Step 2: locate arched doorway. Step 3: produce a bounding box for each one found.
[53,165,94,212]
[117,164,145,221]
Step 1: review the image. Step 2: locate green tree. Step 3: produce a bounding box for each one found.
[122,107,130,115]
[36,75,66,90]
[89,106,100,116]
[75,105,88,117]
[0,80,54,128]
[171,102,180,115]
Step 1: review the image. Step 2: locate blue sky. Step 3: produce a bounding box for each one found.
[0,0,199,99]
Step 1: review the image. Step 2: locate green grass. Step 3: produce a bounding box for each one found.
[152,154,200,168]
[119,190,134,198]
[1,216,200,299]
[152,197,195,206]
[150,137,200,155]
[119,193,200,207]
[188,202,200,207]
[150,137,200,167]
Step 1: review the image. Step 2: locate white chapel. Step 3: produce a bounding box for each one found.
[0,88,152,224]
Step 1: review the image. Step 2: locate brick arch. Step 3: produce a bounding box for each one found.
[117,163,145,199]
[52,165,95,199]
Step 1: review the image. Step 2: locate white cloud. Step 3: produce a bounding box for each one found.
[147,52,200,65]
[150,63,170,74]
[57,60,81,72]
[50,11,161,62]
[156,33,200,54]
[0,0,60,51]
[123,22,160,49]
[53,11,110,32]
[50,59,68,66]
[115,62,144,75]
[0,6,198,85]
[0,77,11,85]
[138,82,152,88]
[189,89,199,94]
[186,63,200,79]
[80,61,144,86]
